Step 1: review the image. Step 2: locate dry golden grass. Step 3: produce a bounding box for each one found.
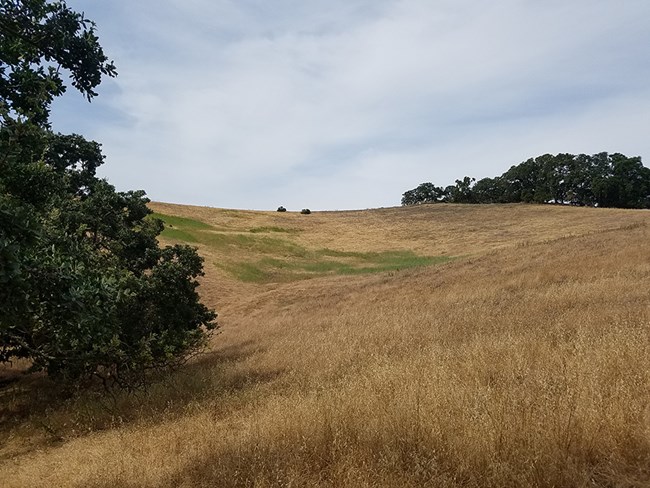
[1,203,649,487]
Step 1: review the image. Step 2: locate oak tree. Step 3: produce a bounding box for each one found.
[0,0,216,388]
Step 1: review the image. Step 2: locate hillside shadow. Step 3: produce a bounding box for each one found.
[0,339,284,459]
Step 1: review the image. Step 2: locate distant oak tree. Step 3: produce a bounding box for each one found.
[402,153,650,208]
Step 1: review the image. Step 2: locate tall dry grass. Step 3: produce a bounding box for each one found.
[1,204,649,487]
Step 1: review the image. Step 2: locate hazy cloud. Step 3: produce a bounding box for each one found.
[53,0,650,209]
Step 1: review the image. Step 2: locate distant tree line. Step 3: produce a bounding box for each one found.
[401,153,650,209]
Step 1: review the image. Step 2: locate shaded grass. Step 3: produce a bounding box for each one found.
[0,343,277,463]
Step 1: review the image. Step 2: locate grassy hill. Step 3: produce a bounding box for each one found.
[2,203,649,487]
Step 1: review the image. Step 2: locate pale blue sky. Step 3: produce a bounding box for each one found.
[52,0,650,210]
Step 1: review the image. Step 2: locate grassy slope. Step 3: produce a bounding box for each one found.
[2,203,649,487]
[152,209,453,284]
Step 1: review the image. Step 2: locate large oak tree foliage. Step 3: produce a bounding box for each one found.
[0,0,216,388]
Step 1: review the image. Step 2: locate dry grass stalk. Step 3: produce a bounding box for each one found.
[1,203,649,487]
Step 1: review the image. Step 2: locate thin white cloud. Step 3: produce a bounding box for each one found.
[55,0,650,209]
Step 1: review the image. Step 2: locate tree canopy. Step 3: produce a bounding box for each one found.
[402,153,650,209]
[0,0,216,389]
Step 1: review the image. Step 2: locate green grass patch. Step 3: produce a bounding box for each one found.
[152,213,306,257]
[219,251,453,283]
[249,226,297,234]
[160,227,199,243]
[220,262,274,283]
[152,212,452,284]
[198,232,309,257]
[152,213,213,231]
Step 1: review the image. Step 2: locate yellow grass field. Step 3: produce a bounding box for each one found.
[1,203,649,487]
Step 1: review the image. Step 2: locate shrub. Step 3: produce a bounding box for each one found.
[301,208,311,214]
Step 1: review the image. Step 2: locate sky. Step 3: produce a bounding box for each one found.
[52,0,650,210]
